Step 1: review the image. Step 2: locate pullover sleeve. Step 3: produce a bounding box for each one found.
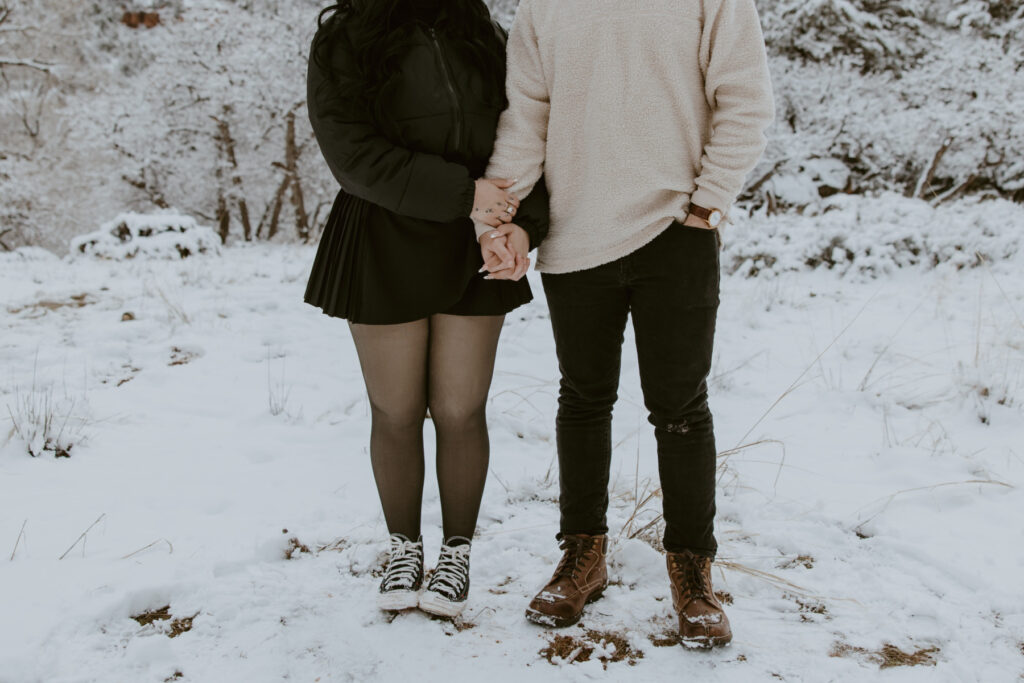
[306,26,476,223]
[691,0,775,214]
[475,0,550,242]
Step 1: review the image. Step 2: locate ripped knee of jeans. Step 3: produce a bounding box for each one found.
[663,419,691,434]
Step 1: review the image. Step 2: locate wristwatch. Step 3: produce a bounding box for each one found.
[688,204,725,228]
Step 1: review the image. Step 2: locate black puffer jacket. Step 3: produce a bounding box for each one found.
[304,13,549,324]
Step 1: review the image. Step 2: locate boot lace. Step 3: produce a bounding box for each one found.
[381,535,422,591]
[427,542,471,600]
[669,552,713,603]
[553,536,596,583]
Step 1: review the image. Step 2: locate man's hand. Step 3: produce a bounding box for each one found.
[480,224,531,281]
[471,178,520,227]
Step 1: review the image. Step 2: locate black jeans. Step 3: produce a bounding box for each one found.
[541,223,720,557]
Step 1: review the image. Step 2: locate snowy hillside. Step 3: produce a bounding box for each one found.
[1,0,1022,252]
[2,197,1022,681]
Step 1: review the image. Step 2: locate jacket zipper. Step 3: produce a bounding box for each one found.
[429,28,463,153]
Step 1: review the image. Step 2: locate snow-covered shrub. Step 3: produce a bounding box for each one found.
[723,194,1023,279]
[70,213,220,260]
[762,0,929,72]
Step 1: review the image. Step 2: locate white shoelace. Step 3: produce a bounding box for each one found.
[382,536,422,591]
[428,542,471,600]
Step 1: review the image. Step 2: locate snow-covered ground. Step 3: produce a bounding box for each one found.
[1,197,1023,682]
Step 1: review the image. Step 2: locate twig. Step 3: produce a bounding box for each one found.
[915,137,954,199]
[933,174,976,206]
[121,538,173,559]
[10,519,27,560]
[58,513,106,560]
[854,480,1012,533]
[745,159,786,195]
[0,57,54,73]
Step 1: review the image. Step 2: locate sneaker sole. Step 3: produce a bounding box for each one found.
[377,589,420,612]
[418,591,467,618]
[524,587,605,628]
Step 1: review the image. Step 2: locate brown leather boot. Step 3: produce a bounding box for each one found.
[525,534,608,627]
[667,550,732,649]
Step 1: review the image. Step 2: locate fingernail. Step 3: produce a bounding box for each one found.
[490,232,500,238]
[483,275,493,280]
[478,266,487,273]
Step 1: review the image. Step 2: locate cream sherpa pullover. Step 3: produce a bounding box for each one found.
[476,0,775,273]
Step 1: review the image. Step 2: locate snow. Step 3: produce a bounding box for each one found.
[1,196,1023,681]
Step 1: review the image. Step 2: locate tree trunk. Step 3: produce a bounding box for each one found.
[214,110,253,241]
[284,110,310,242]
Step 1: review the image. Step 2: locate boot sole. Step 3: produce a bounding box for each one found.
[680,634,732,650]
[524,586,605,628]
[377,589,420,612]
[418,591,467,618]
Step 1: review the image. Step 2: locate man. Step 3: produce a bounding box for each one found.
[477,0,774,648]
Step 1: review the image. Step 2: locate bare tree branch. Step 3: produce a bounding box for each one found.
[0,57,53,73]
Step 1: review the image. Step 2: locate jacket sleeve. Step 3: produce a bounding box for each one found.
[306,27,477,223]
[692,0,775,214]
[476,0,550,241]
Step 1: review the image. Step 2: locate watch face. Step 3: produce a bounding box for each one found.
[708,210,723,227]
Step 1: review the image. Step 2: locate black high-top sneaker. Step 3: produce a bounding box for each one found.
[377,533,424,611]
[418,536,471,618]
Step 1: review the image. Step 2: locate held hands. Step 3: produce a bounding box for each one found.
[682,213,713,230]
[480,223,531,281]
[471,178,520,227]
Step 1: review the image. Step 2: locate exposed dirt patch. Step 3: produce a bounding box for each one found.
[540,629,644,668]
[163,672,183,682]
[131,606,197,638]
[101,363,140,387]
[788,594,828,622]
[648,632,680,648]
[488,575,515,595]
[168,347,199,366]
[716,590,734,605]
[8,293,96,316]
[830,641,940,669]
[430,614,476,633]
[284,537,311,559]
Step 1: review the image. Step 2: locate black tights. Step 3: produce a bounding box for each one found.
[349,314,505,542]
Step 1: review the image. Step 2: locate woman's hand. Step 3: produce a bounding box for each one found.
[471,178,520,227]
[481,224,531,281]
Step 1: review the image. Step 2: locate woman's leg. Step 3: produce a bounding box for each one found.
[427,314,505,542]
[349,319,430,540]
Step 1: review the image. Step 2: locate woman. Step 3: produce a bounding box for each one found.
[304,0,547,618]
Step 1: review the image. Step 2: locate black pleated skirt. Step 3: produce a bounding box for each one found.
[304,191,533,325]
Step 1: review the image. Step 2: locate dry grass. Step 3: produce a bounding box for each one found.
[6,375,88,458]
[830,641,940,669]
[539,629,644,668]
